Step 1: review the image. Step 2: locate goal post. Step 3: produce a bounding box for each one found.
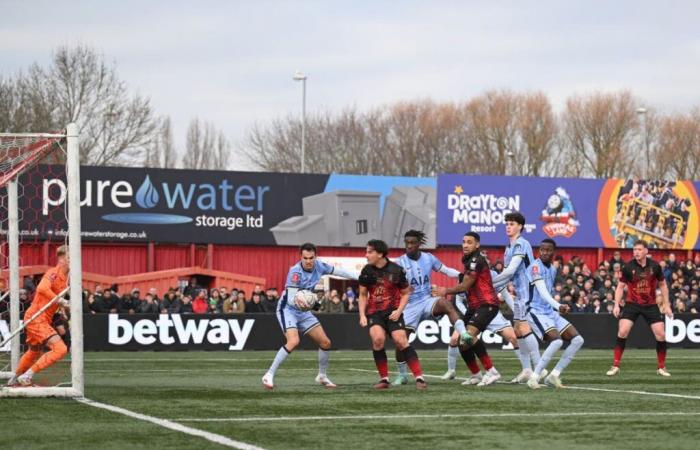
[0,123,83,398]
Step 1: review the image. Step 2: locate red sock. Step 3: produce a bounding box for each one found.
[613,337,627,367]
[372,349,389,379]
[473,340,493,371]
[402,346,423,378]
[459,347,481,374]
[656,341,667,369]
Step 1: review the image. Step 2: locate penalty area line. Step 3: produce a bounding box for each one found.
[75,397,265,450]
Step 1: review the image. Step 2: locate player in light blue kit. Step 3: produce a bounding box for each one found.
[262,243,358,390]
[526,239,585,389]
[491,212,542,383]
[391,230,467,385]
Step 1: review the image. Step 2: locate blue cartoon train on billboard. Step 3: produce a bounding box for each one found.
[540,187,580,238]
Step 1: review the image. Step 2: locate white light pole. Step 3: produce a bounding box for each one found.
[636,107,648,178]
[293,70,307,173]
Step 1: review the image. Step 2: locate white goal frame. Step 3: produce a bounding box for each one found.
[0,123,84,398]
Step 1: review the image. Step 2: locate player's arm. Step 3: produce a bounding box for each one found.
[491,256,523,289]
[437,264,461,278]
[659,279,673,318]
[330,267,359,280]
[36,274,58,300]
[532,279,569,314]
[358,285,368,327]
[389,285,411,322]
[499,287,515,312]
[432,270,476,297]
[613,280,625,319]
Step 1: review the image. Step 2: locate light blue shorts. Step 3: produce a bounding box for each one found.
[529,310,571,340]
[403,297,440,330]
[276,297,320,335]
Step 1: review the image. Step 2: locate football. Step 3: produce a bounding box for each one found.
[294,289,318,311]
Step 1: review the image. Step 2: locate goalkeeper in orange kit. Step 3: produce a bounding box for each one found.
[7,246,70,387]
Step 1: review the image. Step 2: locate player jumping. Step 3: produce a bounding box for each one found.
[433,232,502,386]
[525,239,585,389]
[392,229,466,386]
[359,239,427,390]
[7,246,70,387]
[607,240,672,377]
[262,242,357,390]
[491,212,542,383]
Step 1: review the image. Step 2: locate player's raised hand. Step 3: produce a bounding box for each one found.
[613,304,621,319]
[559,304,571,315]
[431,285,447,298]
[359,315,368,327]
[389,309,401,321]
[663,305,674,319]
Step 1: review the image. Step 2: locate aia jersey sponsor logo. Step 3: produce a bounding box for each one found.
[291,272,300,284]
[541,186,579,238]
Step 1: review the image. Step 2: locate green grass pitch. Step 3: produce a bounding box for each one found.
[2,348,699,449]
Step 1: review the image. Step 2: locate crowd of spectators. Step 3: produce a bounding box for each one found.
[493,251,700,315]
[2,253,699,319]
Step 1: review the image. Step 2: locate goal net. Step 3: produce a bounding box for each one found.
[0,124,83,397]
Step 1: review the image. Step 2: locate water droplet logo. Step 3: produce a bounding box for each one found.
[135,175,159,209]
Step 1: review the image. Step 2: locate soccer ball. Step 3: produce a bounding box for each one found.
[294,290,318,311]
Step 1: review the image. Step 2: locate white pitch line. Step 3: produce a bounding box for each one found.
[174,411,700,423]
[76,398,265,450]
[347,368,700,402]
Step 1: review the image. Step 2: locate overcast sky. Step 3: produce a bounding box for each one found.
[2,1,699,169]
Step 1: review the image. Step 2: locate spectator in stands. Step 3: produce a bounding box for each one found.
[572,295,588,313]
[343,291,358,313]
[262,288,278,312]
[492,260,504,273]
[234,289,246,314]
[609,251,623,267]
[591,298,604,314]
[119,288,141,315]
[23,275,36,295]
[139,293,160,314]
[18,289,31,315]
[192,290,208,314]
[159,289,176,313]
[183,276,200,297]
[689,291,699,313]
[208,288,222,313]
[223,289,244,313]
[84,292,99,314]
[245,292,265,313]
[345,286,356,303]
[219,287,230,305]
[321,290,344,313]
[95,289,119,313]
[148,287,160,305]
[179,295,194,314]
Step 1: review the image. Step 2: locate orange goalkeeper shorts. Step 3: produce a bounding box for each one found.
[25,320,58,347]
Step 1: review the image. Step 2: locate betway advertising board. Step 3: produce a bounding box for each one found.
[437,174,700,249]
[78,314,700,351]
[6,165,435,246]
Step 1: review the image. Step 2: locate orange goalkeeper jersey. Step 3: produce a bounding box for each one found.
[24,265,68,324]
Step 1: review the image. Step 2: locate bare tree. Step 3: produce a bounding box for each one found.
[561,91,640,178]
[0,45,158,165]
[654,110,700,180]
[145,116,178,168]
[514,92,558,176]
[182,118,232,170]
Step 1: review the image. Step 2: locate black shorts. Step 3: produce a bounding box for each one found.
[465,304,500,332]
[621,303,663,325]
[368,310,406,334]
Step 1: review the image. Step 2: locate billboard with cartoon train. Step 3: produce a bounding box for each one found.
[437,174,699,249]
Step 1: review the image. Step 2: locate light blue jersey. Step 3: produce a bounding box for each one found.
[396,252,443,304]
[280,259,335,312]
[503,236,535,303]
[527,258,558,314]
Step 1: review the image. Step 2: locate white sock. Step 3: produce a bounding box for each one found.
[534,339,563,376]
[447,345,459,372]
[23,369,34,378]
[524,334,541,366]
[397,361,408,376]
[516,340,532,370]
[318,349,330,376]
[553,335,584,376]
[453,319,466,335]
[267,347,290,376]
